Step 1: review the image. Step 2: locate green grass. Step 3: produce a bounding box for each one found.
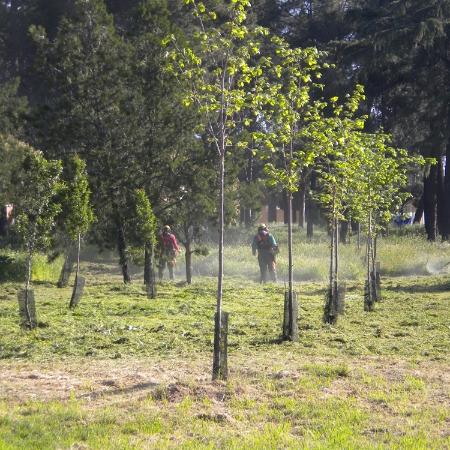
[1,226,450,449]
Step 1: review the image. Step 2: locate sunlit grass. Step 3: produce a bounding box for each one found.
[1,225,450,448]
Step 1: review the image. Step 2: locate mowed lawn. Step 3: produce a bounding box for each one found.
[1,227,450,449]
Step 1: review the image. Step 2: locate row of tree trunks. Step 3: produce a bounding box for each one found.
[421,156,450,242]
[442,151,450,240]
[247,154,450,243]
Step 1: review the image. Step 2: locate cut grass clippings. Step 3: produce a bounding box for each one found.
[1,228,450,449]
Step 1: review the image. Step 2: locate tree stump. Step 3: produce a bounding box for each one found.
[58,247,75,288]
[212,311,228,380]
[283,291,299,341]
[323,283,345,324]
[364,280,376,311]
[18,290,37,329]
[70,276,85,308]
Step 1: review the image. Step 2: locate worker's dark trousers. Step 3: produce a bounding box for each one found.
[158,253,175,279]
[257,250,277,283]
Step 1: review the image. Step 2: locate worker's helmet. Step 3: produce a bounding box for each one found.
[163,225,171,232]
[258,223,267,231]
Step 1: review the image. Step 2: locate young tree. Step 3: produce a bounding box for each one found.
[12,150,63,329]
[253,37,325,340]
[350,133,425,309]
[165,0,272,379]
[309,86,426,316]
[308,86,368,323]
[62,155,95,305]
[128,189,157,298]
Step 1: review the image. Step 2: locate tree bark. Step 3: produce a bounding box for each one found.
[244,209,252,227]
[268,194,277,223]
[25,248,33,330]
[423,164,438,241]
[437,157,445,237]
[413,193,424,224]
[144,248,150,285]
[441,148,450,240]
[145,242,157,298]
[213,150,225,380]
[118,227,131,283]
[297,183,305,228]
[185,238,193,285]
[70,231,81,307]
[306,170,317,238]
[339,219,349,244]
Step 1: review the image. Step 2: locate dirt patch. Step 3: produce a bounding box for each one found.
[0,358,225,405]
[1,355,449,409]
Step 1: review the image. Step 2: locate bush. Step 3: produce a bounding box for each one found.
[0,252,27,282]
[0,251,63,283]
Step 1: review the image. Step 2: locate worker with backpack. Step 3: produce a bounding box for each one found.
[252,223,279,283]
[157,225,181,280]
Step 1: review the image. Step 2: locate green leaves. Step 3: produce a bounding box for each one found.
[133,189,156,248]
[12,149,63,254]
[63,155,95,241]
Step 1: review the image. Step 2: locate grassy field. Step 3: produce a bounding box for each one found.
[1,225,450,449]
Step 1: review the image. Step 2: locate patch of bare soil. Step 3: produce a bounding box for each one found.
[0,358,229,406]
[1,355,449,415]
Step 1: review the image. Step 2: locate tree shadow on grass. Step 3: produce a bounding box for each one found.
[383,281,450,294]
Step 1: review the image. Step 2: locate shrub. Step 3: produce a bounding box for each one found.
[0,252,27,282]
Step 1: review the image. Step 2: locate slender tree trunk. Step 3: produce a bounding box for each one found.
[367,213,373,307]
[437,157,445,237]
[213,150,225,379]
[413,193,424,224]
[185,237,193,285]
[298,182,305,228]
[244,209,252,227]
[335,219,339,287]
[118,227,131,283]
[339,219,349,244]
[144,248,150,285]
[282,190,289,224]
[423,164,438,241]
[75,231,81,283]
[286,138,298,342]
[306,170,316,238]
[25,247,33,330]
[145,242,157,298]
[441,150,450,240]
[329,217,335,301]
[287,191,298,341]
[70,231,81,307]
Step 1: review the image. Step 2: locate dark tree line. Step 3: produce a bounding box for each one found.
[254,0,450,240]
[0,0,448,269]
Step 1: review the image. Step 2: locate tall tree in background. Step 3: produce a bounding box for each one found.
[129,0,197,221]
[341,0,450,240]
[30,0,145,282]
